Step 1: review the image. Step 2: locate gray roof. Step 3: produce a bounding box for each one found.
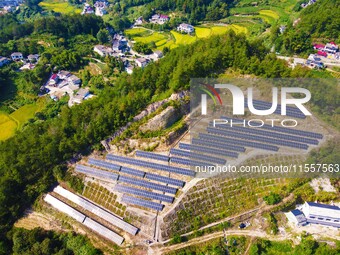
[307,202,340,211]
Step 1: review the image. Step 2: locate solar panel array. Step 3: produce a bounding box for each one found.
[106,154,195,177]
[220,116,323,139]
[122,195,164,211]
[211,123,319,145]
[115,184,174,203]
[118,175,177,194]
[75,165,118,181]
[170,148,227,165]
[170,157,213,167]
[120,166,145,178]
[44,194,86,223]
[54,186,138,235]
[135,150,170,162]
[207,127,309,150]
[245,99,306,119]
[179,143,239,158]
[145,173,185,187]
[83,218,124,245]
[199,133,279,151]
[191,138,246,152]
[88,158,121,171]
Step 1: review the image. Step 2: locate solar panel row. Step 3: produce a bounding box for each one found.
[44,194,86,223]
[83,218,124,245]
[211,123,319,145]
[207,127,309,150]
[136,150,170,162]
[191,138,246,153]
[170,157,213,167]
[199,133,279,151]
[106,154,195,177]
[88,158,121,171]
[245,100,306,119]
[179,143,239,158]
[75,165,118,181]
[247,99,305,114]
[145,173,185,187]
[120,166,145,178]
[118,175,177,194]
[54,186,139,235]
[170,148,226,165]
[220,116,323,139]
[122,195,164,211]
[115,184,174,203]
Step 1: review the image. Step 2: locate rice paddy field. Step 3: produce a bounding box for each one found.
[125,25,248,50]
[39,0,81,14]
[0,99,46,141]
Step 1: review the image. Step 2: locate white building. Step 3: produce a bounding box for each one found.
[149,14,169,24]
[11,52,23,61]
[286,202,340,228]
[94,45,114,57]
[135,57,149,68]
[177,23,195,34]
[94,1,108,16]
[153,50,163,59]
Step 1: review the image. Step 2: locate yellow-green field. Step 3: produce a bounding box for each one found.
[0,99,46,141]
[126,25,248,50]
[39,1,81,14]
[259,10,280,24]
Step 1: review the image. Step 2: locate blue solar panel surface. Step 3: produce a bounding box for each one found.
[75,165,118,181]
[115,184,174,203]
[136,150,170,162]
[118,175,177,194]
[199,133,279,151]
[170,148,226,165]
[106,154,195,177]
[120,166,145,177]
[122,195,164,211]
[191,138,246,152]
[88,158,121,171]
[145,173,185,187]
[179,143,239,158]
[170,157,214,167]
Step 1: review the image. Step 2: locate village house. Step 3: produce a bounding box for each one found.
[177,23,195,34]
[112,34,128,52]
[94,45,114,57]
[81,3,94,15]
[0,56,10,67]
[94,1,108,16]
[135,57,149,68]
[153,50,163,59]
[10,52,23,61]
[27,54,39,63]
[72,88,91,104]
[125,65,134,74]
[149,14,169,24]
[134,16,143,26]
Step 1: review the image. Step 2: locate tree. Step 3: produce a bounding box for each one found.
[96,29,109,44]
[263,192,282,205]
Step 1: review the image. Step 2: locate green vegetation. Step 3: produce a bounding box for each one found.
[10,228,102,255]
[263,192,282,205]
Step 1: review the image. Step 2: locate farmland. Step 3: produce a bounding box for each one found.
[39,0,82,14]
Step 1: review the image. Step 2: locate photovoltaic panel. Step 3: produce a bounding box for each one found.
[145,173,185,187]
[75,165,118,181]
[44,194,86,223]
[199,133,279,151]
[211,123,319,145]
[220,116,323,139]
[122,195,164,211]
[83,218,124,245]
[170,148,227,165]
[120,166,145,178]
[192,138,246,152]
[106,154,195,177]
[170,157,213,167]
[136,150,170,162]
[179,143,239,158]
[114,184,174,203]
[54,186,138,235]
[88,158,121,171]
[118,175,177,194]
[206,127,309,150]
